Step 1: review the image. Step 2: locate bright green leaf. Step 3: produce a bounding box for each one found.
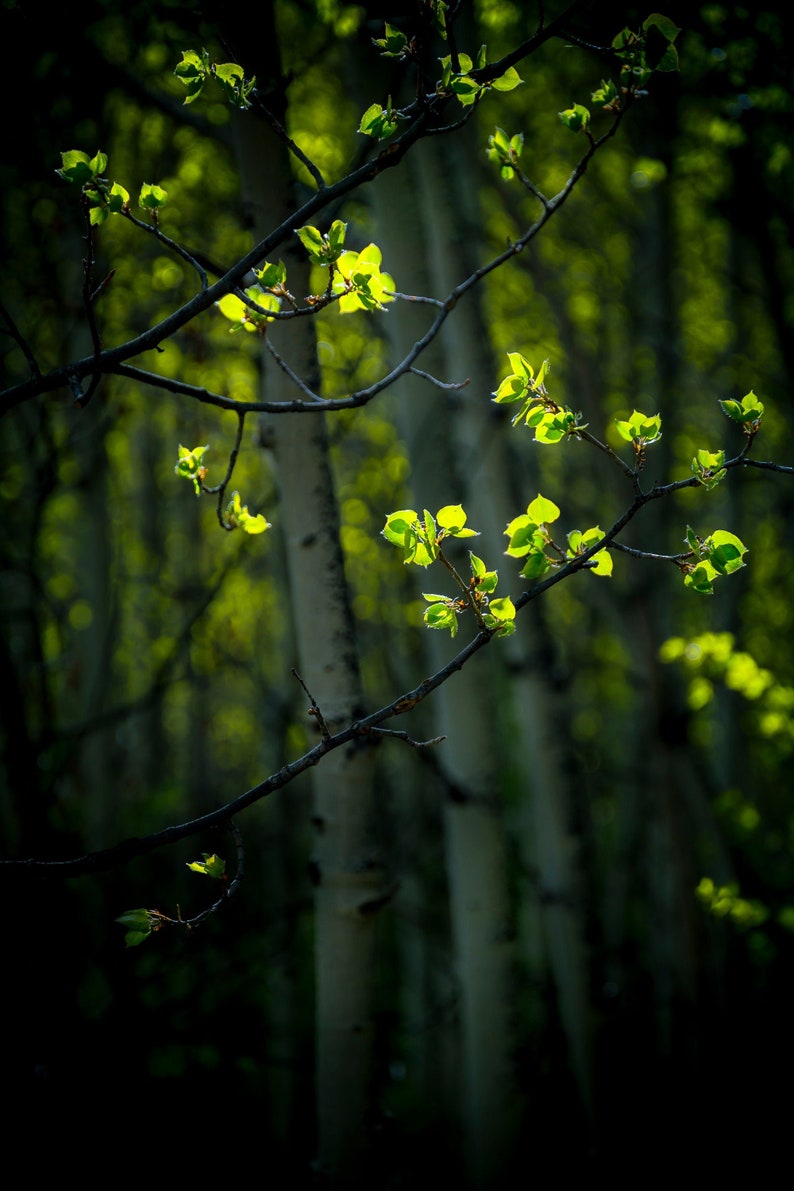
[519,552,552,580]
[225,491,271,534]
[559,104,590,132]
[373,23,409,57]
[527,494,560,525]
[488,595,515,622]
[175,443,209,494]
[424,602,458,635]
[187,852,226,878]
[139,182,168,210]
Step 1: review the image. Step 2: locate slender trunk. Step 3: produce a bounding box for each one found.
[413,128,597,1130]
[233,73,383,1184]
[370,139,518,1183]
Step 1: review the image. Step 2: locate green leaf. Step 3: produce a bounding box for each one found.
[492,354,553,430]
[383,509,434,566]
[424,602,459,636]
[503,516,544,558]
[107,181,130,213]
[485,593,517,638]
[214,62,244,87]
[333,243,395,312]
[139,182,168,210]
[487,595,515,622]
[486,126,524,179]
[491,66,523,93]
[592,78,619,107]
[116,908,158,948]
[590,549,613,576]
[615,409,662,445]
[558,104,590,133]
[224,491,271,534]
[57,149,98,186]
[534,410,577,444]
[175,443,209,494]
[296,224,327,260]
[437,504,469,534]
[527,494,560,525]
[519,552,551,580]
[469,552,498,593]
[708,530,747,576]
[568,527,613,576]
[408,540,437,568]
[504,496,560,578]
[174,49,209,103]
[382,509,418,548]
[691,448,727,490]
[217,287,279,332]
[125,931,153,947]
[682,527,748,593]
[486,617,516,638]
[493,374,529,404]
[373,23,409,58]
[116,909,154,930]
[383,505,478,571]
[174,49,206,79]
[358,100,401,140]
[684,561,718,595]
[422,509,438,556]
[297,221,350,267]
[643,13,681,71]
[213,61,256,109]
[719,391,764,429]
[256,260,287,288]
[187,852,226,878]
[327,220,347,256]
[439,53,483,107]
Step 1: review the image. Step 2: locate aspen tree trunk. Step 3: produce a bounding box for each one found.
[232,56,383,1186]
[411,130,596,1127]
[369,144,518,1184]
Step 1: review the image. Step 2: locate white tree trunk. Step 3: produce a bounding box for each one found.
[370,142,518,1184]
[234,107,383,1181]
[413,129,596,1126]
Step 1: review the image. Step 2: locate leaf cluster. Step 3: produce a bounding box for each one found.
[57,150,168,227]
[559,13,680,134]
[116,852,227,947]
[175,48,256,109]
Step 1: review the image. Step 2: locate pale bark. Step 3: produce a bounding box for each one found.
[233,102,383,1181]
[412,128,596,1124]
[369,140,519,1183]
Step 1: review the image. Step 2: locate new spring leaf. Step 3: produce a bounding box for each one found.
[382,505,479,568]
[175,443,209,495]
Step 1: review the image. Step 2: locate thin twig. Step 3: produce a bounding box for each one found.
[408,366,469,391]
[122,210,209,291]
[292,669,331,740]
[263,337,325,402]
[0,301,40,377]
[366,727,447,748]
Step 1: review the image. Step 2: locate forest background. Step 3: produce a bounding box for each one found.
[2,0,794,1183]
